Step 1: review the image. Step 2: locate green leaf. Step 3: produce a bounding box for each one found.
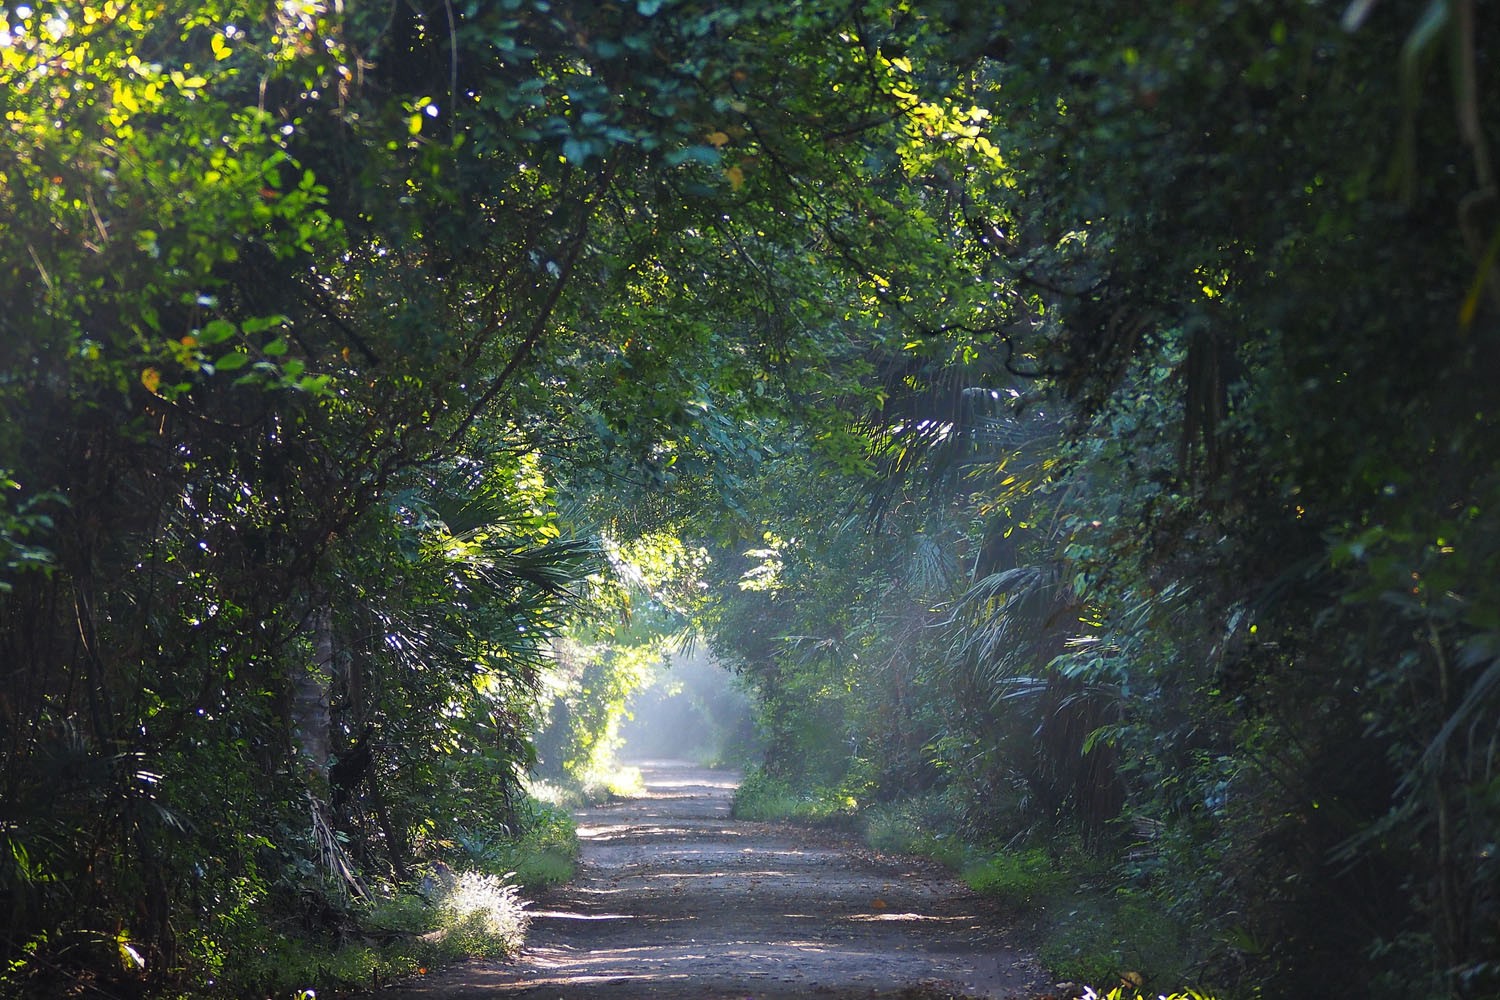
[562,137,596,164]
[296,374,333,394]
[200,319,238,344]
[214,351,250,372]
[240,314,288,335]
[664,145,721,168]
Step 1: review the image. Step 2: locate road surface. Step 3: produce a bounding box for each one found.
[377,760,1046,999]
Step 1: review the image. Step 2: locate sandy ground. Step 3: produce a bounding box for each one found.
[375,760,1048,999]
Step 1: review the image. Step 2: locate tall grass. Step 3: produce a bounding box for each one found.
[731,768,858,823]
[431,870,529,956]
[217,868,531,999]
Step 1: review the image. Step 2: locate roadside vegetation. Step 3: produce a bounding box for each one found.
[736,775,1200,994]
[233,871,527,1000]
[185,787,573,999]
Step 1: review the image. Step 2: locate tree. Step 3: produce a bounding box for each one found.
[697,2,1500,995]
[0,0,1023,991]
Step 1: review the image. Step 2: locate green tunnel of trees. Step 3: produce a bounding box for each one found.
[2,1,1497,997]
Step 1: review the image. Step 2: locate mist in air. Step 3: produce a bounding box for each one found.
[616,648,761,769]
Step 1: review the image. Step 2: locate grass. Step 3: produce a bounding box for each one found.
[860,795,1205,997]
[202,789,580,998]
[960,846,1073,904]
[1034,887,1196,990]
[864,795,967,867]
[215,871,531,999]
[525,776,586,809]
[531,762,647,807]
[430,870,529,955]
[731,768,859,823]
[578,762,646,802]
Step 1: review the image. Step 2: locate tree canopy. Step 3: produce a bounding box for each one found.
[2,1,1497,997]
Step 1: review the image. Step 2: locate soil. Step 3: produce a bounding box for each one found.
[375,760,1050,1000]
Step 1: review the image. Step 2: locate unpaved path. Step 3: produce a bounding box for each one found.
[379,760,1046,999]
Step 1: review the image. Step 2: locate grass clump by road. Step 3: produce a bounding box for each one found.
[212,791,577,998]
[218,868,531,999]
[731,767,860,823]
[530,762,647,808]
[456,788,580,890]
[576,762,647,802]
[960,847,1073,905]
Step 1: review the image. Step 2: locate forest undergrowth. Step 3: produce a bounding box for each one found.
[192,789,577,1000]
[207,758,677,999]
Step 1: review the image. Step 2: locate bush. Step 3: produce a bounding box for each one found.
[577,762,645,803]
[1035,889,1195,994]
[215,868,531,998]
[453,794,579,890]
[204,788,572,998]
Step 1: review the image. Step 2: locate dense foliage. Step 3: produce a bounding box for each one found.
[703,2,1500,998]
[0,0,998,994]
[1,0,1496,998]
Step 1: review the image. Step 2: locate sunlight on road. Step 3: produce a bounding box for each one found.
[377,760,1043,998]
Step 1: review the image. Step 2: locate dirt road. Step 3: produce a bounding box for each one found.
[379,760,1046,999]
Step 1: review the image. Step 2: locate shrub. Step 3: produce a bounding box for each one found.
[863,794,969,868]
[577,762,645,802]
[453,794,579,889]
[1036,889,1195,994]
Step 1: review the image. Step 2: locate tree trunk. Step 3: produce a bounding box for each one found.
[290,600,334,783]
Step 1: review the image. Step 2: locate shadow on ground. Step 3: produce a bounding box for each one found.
[374,760,1046,999]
